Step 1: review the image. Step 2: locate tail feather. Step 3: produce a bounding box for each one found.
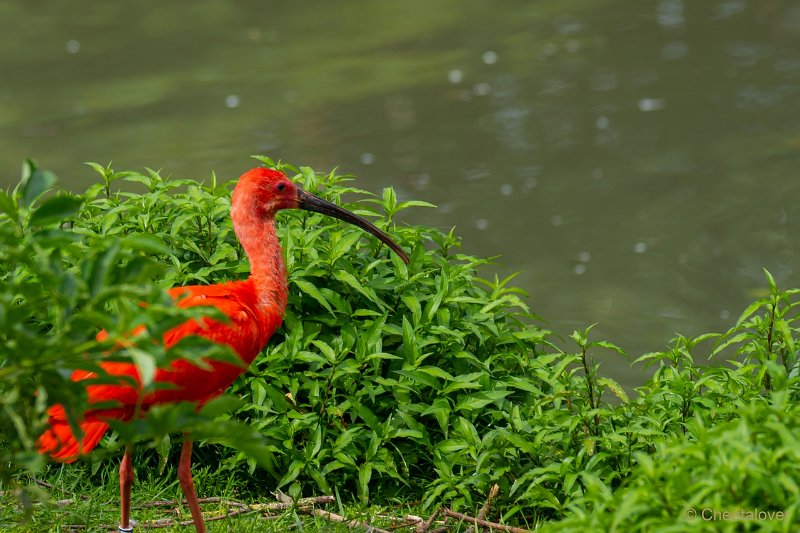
[37,405,109,463]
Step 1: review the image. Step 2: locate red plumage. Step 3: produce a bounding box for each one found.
[36,280,285,462]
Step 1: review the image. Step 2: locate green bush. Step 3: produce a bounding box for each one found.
[2,159,799,531]
[547,394,800,532]
[540,272,800,531]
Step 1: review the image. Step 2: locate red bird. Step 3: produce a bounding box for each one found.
[37,167,409,533]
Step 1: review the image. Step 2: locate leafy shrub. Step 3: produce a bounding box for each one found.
[540,272,800,531]
[2,159,799,532]
[546,393,800,532]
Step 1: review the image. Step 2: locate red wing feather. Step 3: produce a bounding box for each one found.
[38,280,279,461]
[37,405,128,463]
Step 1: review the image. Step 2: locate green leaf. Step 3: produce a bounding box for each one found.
[278,460,305,488]
[333,269,385,308]
[764,268,777,294]
[395,369,440,389]
[329,231,365,263]
[128,347,156,388]
[735,299,770,328]
[382,187,397,214]
[251,155,276,167]
[357,464,372,503]
[28,194,82,227]
[592,340,627,358]
[435,439,468,453]
[200,395,244,417]
[121,233,172,255]
[85,161,110,178]
[0,190,18,221]
[401,315,417,362]
[402,294,422,326]
[293,279,335,315]
[264,384,291,413]
[597,377,629,403]
[455,390,512,411]
[417,366,455,381]
[417,400,450,436]
[397,200,437,210]
[774,318,795,354]
[352,401,381,431]
[310,339,337,363]
[21,165,57,207]
[89,240,121,296]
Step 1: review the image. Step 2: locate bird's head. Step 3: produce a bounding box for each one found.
[233,167,409,263]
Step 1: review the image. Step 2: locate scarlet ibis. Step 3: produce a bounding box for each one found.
[37,167,409,532]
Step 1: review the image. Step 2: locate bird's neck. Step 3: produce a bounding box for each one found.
[237,218,288,316]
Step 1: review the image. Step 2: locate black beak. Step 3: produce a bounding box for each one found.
[297,188,410,264]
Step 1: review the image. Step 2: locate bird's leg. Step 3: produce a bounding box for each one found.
[177,438,206,533]
[119,444,134,532]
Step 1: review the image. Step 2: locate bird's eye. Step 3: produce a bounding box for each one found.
[276,182,286,192]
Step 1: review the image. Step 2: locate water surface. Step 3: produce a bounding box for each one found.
[2,0,800,386]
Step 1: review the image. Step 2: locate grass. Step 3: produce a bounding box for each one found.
[2,459,471,532]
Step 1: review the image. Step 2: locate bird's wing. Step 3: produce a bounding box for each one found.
[38,363,140,463]
[163,282,267,350]
[147,281,279,402]
[38,281,279,460]
[37,406,111,464]
[75,282,267,401]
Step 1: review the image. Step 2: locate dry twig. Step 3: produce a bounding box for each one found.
[416,506,441,533]
[62,494,333,531]
[33,478,56,490]
[442,508,532,533]
[277,492,393,533]
[136,497,249,509]
[61,491,534,533]
[464,483,501,533]
[310,508,393,533]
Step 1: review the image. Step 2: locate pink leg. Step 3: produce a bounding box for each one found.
[119,445,134,531]
[177,439,206,533]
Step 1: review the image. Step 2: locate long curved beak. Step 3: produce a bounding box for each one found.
[297,188,410,264]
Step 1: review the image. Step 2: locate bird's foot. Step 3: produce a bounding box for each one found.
[118,518,137,532]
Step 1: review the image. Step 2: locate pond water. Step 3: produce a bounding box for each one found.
[2,0,800,387]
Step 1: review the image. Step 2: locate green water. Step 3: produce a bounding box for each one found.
[2,1,800,385]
